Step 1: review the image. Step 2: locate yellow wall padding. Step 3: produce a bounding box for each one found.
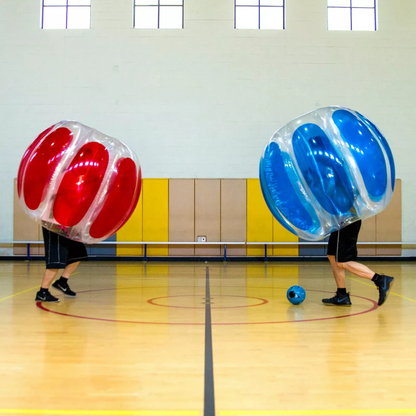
[116,191,143,256]
[273,218,299,256]
[246,179,272,257]
[142,179,169,256]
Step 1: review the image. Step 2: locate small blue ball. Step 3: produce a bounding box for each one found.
[287,285,306,305]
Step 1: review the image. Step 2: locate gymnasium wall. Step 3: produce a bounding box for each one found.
[13,178,402,258]
[1,0,415,255]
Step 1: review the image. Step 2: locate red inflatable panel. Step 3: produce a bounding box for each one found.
[22,127,73,210]
[54,142,109,227]
[90,157,138,239]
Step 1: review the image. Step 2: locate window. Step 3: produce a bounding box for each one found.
[328,0,377,31]
[235,0,285,30]
[134,0,184,29]
[42,0,91,29]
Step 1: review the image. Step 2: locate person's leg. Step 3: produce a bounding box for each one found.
[62,261,81,278]
[35,268,61,302]
[52,261,81,297]
[324,220,394,306]
[336,260,375,280]
[328,255,347,288]
[52,239,87,297]
[35,228,67,302]
[322,255,352,306]
[52,235,87,297]
[41,269,59,289]
[335,259,394,306]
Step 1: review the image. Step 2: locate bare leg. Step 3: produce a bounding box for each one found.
[337,260,375,280]
[62,261,81,279]
[328,255,346,288]
[41,269,59,289]
[40,261,80,289]
[331,256,393,307]
[324,256,353,305]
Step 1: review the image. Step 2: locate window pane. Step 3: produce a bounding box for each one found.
[260,6,283,29]
[159,6,182,28]
[352,8,375,30]
[135,0,158,5]
[236,0,258,6]
[352,0,375,7]
[327,0,350,6]
[160,0,183,5]
[260,0,283,5]
[328,8,350,30]
[67,7,90,28]
[134,6,158,28]
[68,0,91,5]
[43,0,66,5]
[43,7,66,29]
[235,7,258,29]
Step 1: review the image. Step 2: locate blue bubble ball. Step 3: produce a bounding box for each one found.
[260,106,395,241]
[287,285,306,305]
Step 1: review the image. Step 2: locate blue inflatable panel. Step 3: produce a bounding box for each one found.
[293,123,354,215]
[356,111,396,192]
[332,110,387,201]
[260,142,313,232]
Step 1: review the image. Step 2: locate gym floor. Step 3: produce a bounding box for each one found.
[0,260,414,416]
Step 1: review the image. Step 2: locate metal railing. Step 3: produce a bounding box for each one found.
[0,240,412,262]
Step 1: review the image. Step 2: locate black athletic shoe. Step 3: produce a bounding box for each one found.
[52,281,76,297]
[35,290,60,303]
[375,275,394,306]
[322,293,352,306]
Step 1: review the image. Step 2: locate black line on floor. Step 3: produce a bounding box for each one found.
[204,266,215,416]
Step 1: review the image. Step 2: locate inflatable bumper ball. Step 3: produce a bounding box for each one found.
[260,106,395,241]
[17,121,142,244]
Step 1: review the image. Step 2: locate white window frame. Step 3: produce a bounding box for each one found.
[41,0,92,29]
[234,0,286,30]
[327,0,377,31]
[133,0,184,29]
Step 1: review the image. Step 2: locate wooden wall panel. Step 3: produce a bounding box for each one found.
[116,192,143,256]
[169,179,195,256]
[246,179,272,257]
[13,179,43,255]
[143,179,169,256]
[272,219,298,257]
[12,177,403,259]
[221,179,246,257]
[358,217,376,256]
[376,179,402,256]
[195,179,221,256]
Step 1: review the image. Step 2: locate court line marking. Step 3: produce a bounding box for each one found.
[0,411,198,416]
[147,294,268,309]
[346,276,416,303]
[204,266,215,415]
[37,289,378,325]
[0,271,81,303]
[220,410,416,415]
[0,286,39,303]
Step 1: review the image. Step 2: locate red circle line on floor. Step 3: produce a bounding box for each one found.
[36,288,379,325]
[147,294,269,309]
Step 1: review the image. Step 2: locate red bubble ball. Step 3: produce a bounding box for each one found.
[17,121,142,244]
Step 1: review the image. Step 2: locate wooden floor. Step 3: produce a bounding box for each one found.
[0,260,415,416]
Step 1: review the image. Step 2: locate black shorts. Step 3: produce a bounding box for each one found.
[42,227,88,269]
[327,220,361,263]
